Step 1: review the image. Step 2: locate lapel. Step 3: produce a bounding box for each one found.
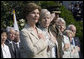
[25,24,39,40]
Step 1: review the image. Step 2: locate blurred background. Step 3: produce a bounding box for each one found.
[1,1,83,57]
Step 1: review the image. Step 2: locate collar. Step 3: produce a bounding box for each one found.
[7,39,13,44]
[38,25,48,32]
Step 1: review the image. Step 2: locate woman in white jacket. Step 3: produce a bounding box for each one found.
[38,9,58,58]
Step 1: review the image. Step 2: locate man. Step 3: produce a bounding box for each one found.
[13,30,21,58]
[5,27,16,58]
[67,24,81,58]
[49,8,63,58]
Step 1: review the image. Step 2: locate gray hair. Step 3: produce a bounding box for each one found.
[56,18,66,29]
[40,9,51,19]
[6,26,15,33]
[67,24,76,30]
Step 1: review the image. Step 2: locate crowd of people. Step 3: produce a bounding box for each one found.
[68,1,83,21]
[1,3,82,58]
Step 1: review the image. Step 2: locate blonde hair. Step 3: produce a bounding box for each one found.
[40,9,51,20]
[64,30,74,37]
[38,9,51,25]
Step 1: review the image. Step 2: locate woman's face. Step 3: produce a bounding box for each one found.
[41,15,51,28]
[57,21,65,32]
[26,9,40,24]
[1,32,7,42]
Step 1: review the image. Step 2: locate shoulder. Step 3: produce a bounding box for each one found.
[37,27,43,33]
[21,27,28,33]
[74,37,80,42]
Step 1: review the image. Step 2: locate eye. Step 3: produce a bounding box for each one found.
[37,12,40,15]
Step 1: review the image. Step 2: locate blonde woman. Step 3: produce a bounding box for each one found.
[38,9,58,58]
[64,30,79,58]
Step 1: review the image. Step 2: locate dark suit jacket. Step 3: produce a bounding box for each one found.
[5,39,16,58]
[14,42,21,58]
[74,37,80,47]
[74,37,81,57]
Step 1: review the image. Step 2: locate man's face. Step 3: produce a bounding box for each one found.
[70,26,76,37]
[9,29,16,41]
[14,31,20,42]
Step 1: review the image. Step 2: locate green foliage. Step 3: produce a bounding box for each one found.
[39,1,60,8]
[1,1,83,42]
[1,1,31,29]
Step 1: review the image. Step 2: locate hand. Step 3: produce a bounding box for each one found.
[38,33,46,40]
[75,46,80,52]
[64,43,70,50]
[71,48,76,54]
[50,13,55,22]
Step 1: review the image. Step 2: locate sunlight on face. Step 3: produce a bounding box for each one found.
[26,9,40,24]
[41,15,51,28]
[1,32,7,42]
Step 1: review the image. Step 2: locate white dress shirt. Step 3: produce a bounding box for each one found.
[1,44,11,58]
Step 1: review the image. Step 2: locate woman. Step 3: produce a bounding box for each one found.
[64,30,79,58]
[1,29,11,58]
[38,9,58,58]
[55,18,71,58]
[20,3,48,58]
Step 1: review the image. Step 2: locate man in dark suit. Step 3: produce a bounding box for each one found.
[5,27,16,58]
[67,24,81,58]
[13,30,21,58]
[49,8,63,58]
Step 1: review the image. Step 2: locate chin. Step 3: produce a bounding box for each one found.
[35,20,38,23]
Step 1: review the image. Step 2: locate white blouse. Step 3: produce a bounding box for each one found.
[1,44,11,58]
[39,27,56,58]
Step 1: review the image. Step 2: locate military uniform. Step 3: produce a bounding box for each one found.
[49,23,63,58]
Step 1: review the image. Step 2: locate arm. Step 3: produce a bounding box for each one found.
[20,30,47,57]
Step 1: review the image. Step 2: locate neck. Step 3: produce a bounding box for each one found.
[8,38,12,41]
[27,21,36,29]
[40,24,48,29]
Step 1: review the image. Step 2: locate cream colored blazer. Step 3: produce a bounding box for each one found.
[20,24,48,58]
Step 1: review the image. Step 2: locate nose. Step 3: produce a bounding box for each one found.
[35,13,39,17]
[12,34,15,37]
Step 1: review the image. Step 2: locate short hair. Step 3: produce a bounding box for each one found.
[39,9,51,21]
[1,29,7,34]
[56,18,66,29]
[23,3,41,20]
[67,24,76,30]
[6,27,15,33]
